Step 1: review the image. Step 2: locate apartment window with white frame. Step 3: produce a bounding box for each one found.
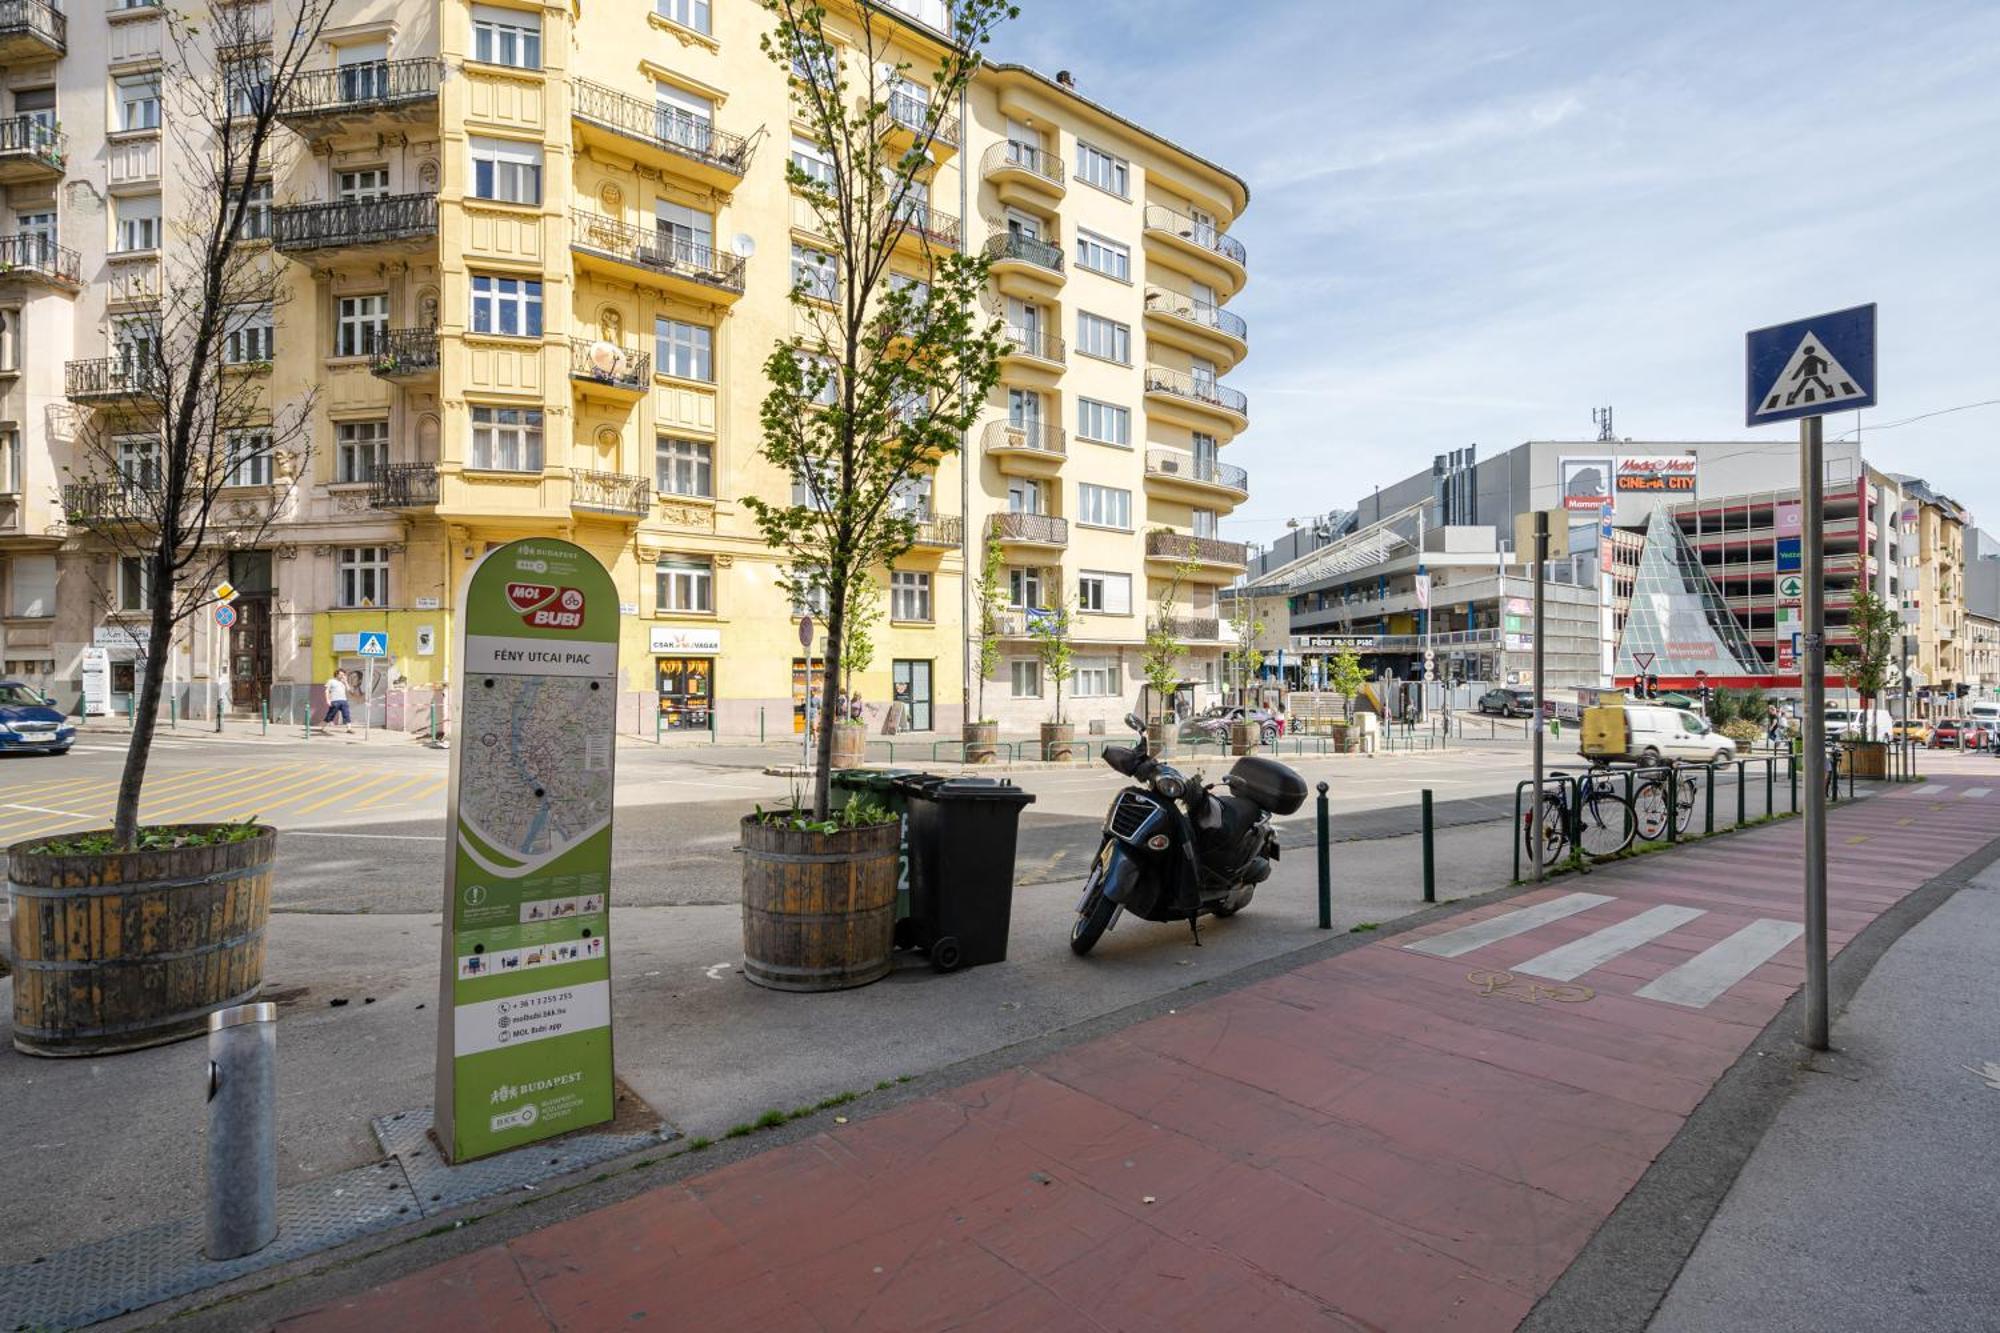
[0,309,15,373]
[115,434,158,490]
[1010,659,1042,698]
[225,429,272,487]
[470,274,543,337]
[1074,658,1118,698]
[223,305,274,364]
[335,294,388,357]
[117,75,160,132]
[0,426,16,494]
[1076,398,1130,446]
[655,0,711,34]
[338,168,390,201]
[8,553,53,617]
[469,405,544,472]
[238,180,273,239]
[1192,507,1218,538]
[797,351,838,406]
[336,420,388,483]
[655,200,713,260]
[654,317,713,381]
[336,547,389,608]
[655,83,715,155]
[115,195,161,253]
[655,437,712,498]
[790,566,829,618]
[335,40,390,101]
[1007,566,1042,609]
[1076,142,1129,197]
[469,136,542,205]
[1076,483,1132,530]
[789,134,836,191]
[471,4,541,69]
[225,55,272,119]
[1074,230,1130,281]
[114,317,160,377]
[655,556,713,613]
[1077,570,1131,615]
[891,570,932,623]
[118,556,155,611]
[14,86,52,134]
[1076,312,1130,365]
[791,242,837,302]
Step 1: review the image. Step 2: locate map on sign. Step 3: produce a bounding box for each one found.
[458,676,614,876]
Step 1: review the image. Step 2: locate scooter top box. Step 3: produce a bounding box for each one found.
[1223,755,1307,815]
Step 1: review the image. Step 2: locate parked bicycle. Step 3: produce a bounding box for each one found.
[1633,766,1699,841]
[1524,767,1637,866]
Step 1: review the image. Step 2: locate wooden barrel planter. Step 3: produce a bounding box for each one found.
[1040,721,1075,762]
[740,816,897,991]
[8,826,276,1057]
[830,723,867,769]
[963,721,998,764]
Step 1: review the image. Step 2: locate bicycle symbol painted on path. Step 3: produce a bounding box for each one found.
[1467,970,1596,1006]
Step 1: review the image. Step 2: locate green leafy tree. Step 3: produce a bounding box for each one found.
[752,0,1014,815]
[1030,598,1076,726]
[1226,601,1267,706]
[968,538,1005,724]
[1329,646,1368,719]
[1141,561,1195,720]
[839,580,881,703]
[1834,589,1899,739]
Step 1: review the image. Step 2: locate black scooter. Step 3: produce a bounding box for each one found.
[1070,713,1308,955]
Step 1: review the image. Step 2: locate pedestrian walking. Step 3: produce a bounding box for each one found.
[323,669,352,733]
[1765,703,1783,751]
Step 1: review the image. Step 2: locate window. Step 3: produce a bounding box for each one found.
[237,180,273,240]
[1010,659,1042,698]
[0,310,15,373]
[0,426,15,493]
[1076,398,1131,446]
[1076,483,1132,530]
[790,567,829,617]
[224,306,274,364]
[225,429,272,487]
[1007,387,1044,429]
[9,553,54,617]
[1074,230,1130,281]
[470,274,543,337]
[469,136,542,204]
[469,405,544,471]
[1007,567,1042,609]
[114,317,160,375]
[336,420,388,483]
[225,55,272,119]
[655,437,712,498]
[656,0,711,33]
[655,200,713,259]
[471,4,541,69]
[1076,312,1131,365]
[337,547,389,608]
[1074,659,1119,698]
[335,294,388,357]
[654,318,713,381]
[1076,142,1129,197]
[119,557,155,612]
[1192,507,1218,538]
[115,435,158,490]
[1006,477,1042,515]
[19,210,54,256]
[117,75,160,132]
[656,556,713,613]
[789,135,836,191]
[335,40,390,101]
[1077,571,1132,615]
[891,571,932,622]
[655,83,715,156]
[14,86,52,134]
[790,44,838,91]
[890,475,932,517]
[792,242,837,302]
[797,352,838,406]
[115,195,161,252]
[338,168,389,201]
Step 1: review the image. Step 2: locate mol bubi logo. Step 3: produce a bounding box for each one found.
[506,582,557,614]
[523,586,586,630]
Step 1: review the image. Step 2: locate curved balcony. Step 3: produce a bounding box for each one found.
[571,79,752,187]
[369,462,439,510]
[989,511,1067,551]
[568,337,651,400]
[910,513,963,549]
[1001,324,1065,381]
[1142,203,1247,295]
[570,210,746,303]
[570,468,651,520]
[272,193,437,259]
[367,328,440,383]
[1143,366,1249,433]
[981,141,1063,206]
[889,199,959,253]
[1145,530,1248,582]
[983,418,1065,479]
[0,0,65,60]
[278,58,442,141]
[0,116,63,187]
[1142,285,1248,370]
[983,232,1064,297]
[885,89,959,154]
[0,232,80,291]
[1144,448,1249,505]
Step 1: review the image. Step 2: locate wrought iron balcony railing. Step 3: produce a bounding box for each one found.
[570,210,747,294]
[0,0,65,54]
[1147,615,1221,641]
[1144,366,1249,419]
[984,231,1063,273]
[569,337,651,391]
[572,79,752,176]
[1002,325,1064,364]
[886,90,959,147]
[0,115,63,171]
[1146,531,1248,566]
[1143,204,1248,267]
[65,355,163,401]
[984,419,1065,457]
[368,462,438,509]
[62,482,139,525]
[982,140,1063,186]
[570,468,651,516]
[0,232,78,285]
[1144,286,1248,342]
[890,199,959,249]
[990,512,1068,546]
[910,513,963,547]
[280,58,443,119]
[368,328,440,378]
[1145,448,1249,493]
[272,193,438,253]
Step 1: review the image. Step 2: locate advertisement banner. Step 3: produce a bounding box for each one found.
[436,538,620,1163]
[1615,456,1698,494]
[1560,456,1616,512]
[1775,536,1803,573]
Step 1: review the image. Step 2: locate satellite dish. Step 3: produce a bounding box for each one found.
[731,233,757,258]
[588,340,622,374]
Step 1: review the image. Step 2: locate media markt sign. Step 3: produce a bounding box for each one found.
[434,538,620,1162]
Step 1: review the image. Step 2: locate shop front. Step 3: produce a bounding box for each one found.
[650,626,719,732]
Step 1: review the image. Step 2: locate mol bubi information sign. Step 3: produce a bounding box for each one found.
[434,538,620,1162]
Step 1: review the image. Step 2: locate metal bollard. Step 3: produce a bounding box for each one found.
[1315,781,1331,929]
[1420,789,1435,904]
[205,1003,279,1261]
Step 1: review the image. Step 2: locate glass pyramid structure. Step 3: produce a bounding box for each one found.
[1615,510,1765,679]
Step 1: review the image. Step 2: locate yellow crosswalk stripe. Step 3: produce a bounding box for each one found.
[36,765,243,814]
[170,770,341,823]
[285,770,414,817]
[347,773,445,812]
[141,765,321,823]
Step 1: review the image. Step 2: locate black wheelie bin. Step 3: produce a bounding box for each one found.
[895,776,1036,971]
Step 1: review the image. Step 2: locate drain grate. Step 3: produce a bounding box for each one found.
[374,1103,676,1218]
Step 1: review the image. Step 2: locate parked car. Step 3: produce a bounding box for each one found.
[1587,704,1737,766]
[1476,687,1535,718]
[1824,707,1894,740]
[1179,705,1280,746]
[1930,718,1989,750]
[1891,719,1933,745]
[0,681,74,755]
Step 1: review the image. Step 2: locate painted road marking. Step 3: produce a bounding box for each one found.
[1511,904,1708,983]
[1963,787,1992,799]
[1404,892,1615,959]
[1634,919,1805,1009]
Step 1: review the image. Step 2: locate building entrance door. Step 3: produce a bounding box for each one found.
[228,596,273,709]
[892,659,932,731]
[655,656,714,731]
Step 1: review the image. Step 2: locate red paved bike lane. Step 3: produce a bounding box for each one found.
[277,784,1995,1332]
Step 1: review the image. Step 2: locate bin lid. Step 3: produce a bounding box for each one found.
[901,775,1036,804]
[831,767,925,791]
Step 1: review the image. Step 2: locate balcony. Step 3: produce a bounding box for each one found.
[1145,530,1248,580]
[989,511,1068,551]
[1147,615,1221,642]
[569,468,651,519]
[0,0,64,60]
[61,482,141,527]
[367,328,440,383]
[569,337,652,400]
[1144,448,1249,503]
[368,462,438,510]
[1142,285,1248,369]
[981,141,1063,206]
[983,232,1064,296]
[272,193,438,258]
[1144,366,1249,433]
[889,199,959,253]
[571,79,752,187]
[983,418,1065,479]
[277,59,442,140]
[65,356,162,405]
[570,210,746,303]
[1142,204,1247,295]
[910,513,964,549]
[0,116,62,186]
[884,90,959,153]
[1001,324,1064,375]
[0,233,80,290]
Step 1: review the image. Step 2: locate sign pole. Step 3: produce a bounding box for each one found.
[1531,509,1548,884]
[1800,415,1829,1050]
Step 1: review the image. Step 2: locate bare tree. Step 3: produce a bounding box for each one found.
[61,0,337,846]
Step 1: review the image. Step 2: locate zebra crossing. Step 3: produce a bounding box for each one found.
[0,761,448,843]
[1405,891,1803,1010]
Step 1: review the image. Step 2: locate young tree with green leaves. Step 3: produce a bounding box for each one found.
[1140,561,1196,722]
[969,537,1005,724]
[1834,588,1899,739]
[753,0,1014,815]
[839,579,881,699]
[1328,646,1368,718]
[1226,601,1267,706]
[1030,599,1076,727]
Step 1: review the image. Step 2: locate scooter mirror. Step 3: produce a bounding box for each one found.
[1124,712,1145,732]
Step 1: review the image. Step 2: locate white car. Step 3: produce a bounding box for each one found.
[1608,704,1737,766]
[1823,707,1894,740]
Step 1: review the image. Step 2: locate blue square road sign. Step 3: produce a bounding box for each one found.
[1745,303,1876,427]
[356,631,389,657]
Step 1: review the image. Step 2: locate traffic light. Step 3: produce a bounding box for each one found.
[1646,673,1660,700]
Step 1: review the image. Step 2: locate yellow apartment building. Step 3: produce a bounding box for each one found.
[0,0,1249,740]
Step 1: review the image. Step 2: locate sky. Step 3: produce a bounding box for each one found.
[992,0,2000,553]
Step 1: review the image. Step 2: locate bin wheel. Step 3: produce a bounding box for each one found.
[930,936,963,972]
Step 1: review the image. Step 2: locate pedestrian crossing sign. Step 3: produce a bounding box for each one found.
[1745,303,1876,426]
[356,631,389,657]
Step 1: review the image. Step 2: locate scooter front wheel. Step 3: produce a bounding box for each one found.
[1070,884,1119,956]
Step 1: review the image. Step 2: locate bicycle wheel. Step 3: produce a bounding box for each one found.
[1633,781,1669,841]
[1673,774,1699,834]
[1577,792,1637,860]
[1525,793,1569,866]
